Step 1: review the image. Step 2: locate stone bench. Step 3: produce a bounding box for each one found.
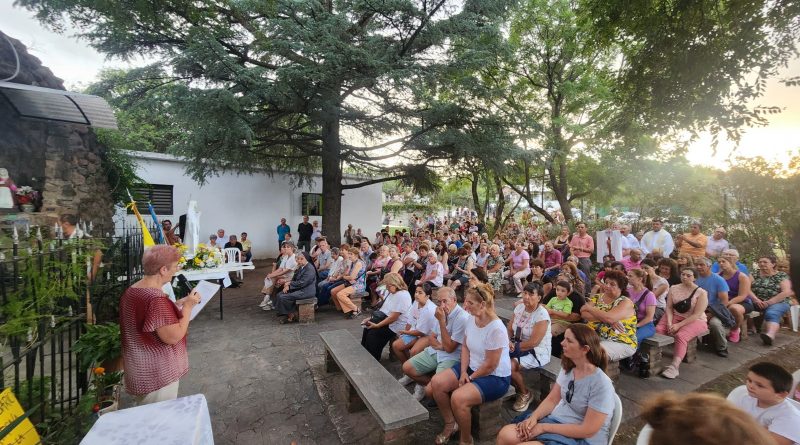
[496,306,514,324]
[351,290,369,309]
[320,329,428,444]
[640,333,675,376]
[297,297,317,323]
[470,386,516,440]
[534,356,563,402]
[685,329,711,363]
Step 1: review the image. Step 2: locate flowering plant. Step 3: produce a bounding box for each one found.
[15,186,39,204]
[178,243,223,270]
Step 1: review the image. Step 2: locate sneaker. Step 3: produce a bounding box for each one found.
[398,375,413,386]
[727,329,740,343]
[661,365,679,379]
[262,303,274,311]
[760,333,773,346]
[413,384,426,401]
[512,391,533,412]
[258,295,270,307]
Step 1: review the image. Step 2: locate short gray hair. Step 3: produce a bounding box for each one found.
[436,287,457,301]
[698,257,713,266]
[722,249,740,259]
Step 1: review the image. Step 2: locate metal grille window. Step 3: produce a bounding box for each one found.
[129,184,174,215]
[301,193,323,216]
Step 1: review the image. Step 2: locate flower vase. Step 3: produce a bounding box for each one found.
[20,203,35,212]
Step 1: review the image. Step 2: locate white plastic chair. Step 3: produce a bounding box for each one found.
[608,393,623,445]
[635,424,653,445]
[223,248,243,281]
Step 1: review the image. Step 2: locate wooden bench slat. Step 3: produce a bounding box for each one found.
[320,330,429,430]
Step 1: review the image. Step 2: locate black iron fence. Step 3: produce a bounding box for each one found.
[1,225,145,443]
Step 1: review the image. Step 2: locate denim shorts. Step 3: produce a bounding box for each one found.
[451,365,510,403]
[764,302,791,323]
[400,334,417,345]
[516,415,590,445]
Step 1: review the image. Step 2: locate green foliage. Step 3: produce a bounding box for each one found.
[72,323,121,368]
[0,238,104,344]
[382,202,437,216]
[15,376,53,422]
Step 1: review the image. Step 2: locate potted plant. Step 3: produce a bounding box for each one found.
[73,323,122,372]
[15,186,39,212]
[90,367,123,415]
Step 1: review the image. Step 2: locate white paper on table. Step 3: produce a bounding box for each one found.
[162,282,177,302]
[190,280,221,320]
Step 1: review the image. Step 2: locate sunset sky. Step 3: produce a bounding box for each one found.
[2,4,798,170]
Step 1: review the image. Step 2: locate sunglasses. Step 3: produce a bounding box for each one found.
[566,380,575,403]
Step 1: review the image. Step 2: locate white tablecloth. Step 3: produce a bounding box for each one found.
[179,262,255,285]
[81,394,214,445]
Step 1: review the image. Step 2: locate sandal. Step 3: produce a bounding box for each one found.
[280,313,298,324]
[434,421,459,445]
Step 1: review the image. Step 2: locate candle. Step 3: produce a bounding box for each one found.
[12,226,18,243]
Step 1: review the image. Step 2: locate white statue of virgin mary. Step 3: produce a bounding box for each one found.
[184,200,201,258]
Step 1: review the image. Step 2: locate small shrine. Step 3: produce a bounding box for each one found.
[0,31,115,232]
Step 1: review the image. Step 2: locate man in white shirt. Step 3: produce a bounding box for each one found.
[706,227,730,258]
[730,362,800,445]
[640,219,674,257]
[619,224,640,257]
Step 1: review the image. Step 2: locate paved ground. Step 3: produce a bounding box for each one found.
[179,260,800,444]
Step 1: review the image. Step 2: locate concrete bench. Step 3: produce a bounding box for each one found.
[496,306,514,324]
[351,290,369,309]
[296,297,317,323]
[470,386,515,440]
[641,333,675,376]
[685,329,711,363]
[320,329,428,444]
[535,356,563,402]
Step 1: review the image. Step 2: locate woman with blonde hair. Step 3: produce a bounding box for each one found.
[640,391,778,445]
[430,283,511,445]
[360,272,412,360]
[497,324,615,445]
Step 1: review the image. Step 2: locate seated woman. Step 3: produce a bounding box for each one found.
[365,245,390,307]
[507,282,551,413]
[475,242,490,268]
[330,247,367,318]
[467,266,489,288]
[641,258,669,325]
[418,251,444,294]
[391,285,437,363]
[486,244,505,292]
[656,267,709,379]
[275,252,317,323]
[361,273,412,361]
[627,268,657,344]
[581,270,638,362]
[560,261,586,297]
[752,255,793,346]
[676,252,695,271]
[718,256,753,342]
[429,284,511,445]
[657,257,681,286]
[448,247,475,291]
[496,324,616,445]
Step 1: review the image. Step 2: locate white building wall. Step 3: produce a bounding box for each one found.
[118,151,383,259]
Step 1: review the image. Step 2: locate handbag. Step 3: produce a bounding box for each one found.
[508,327,541,366]
[673,287,699,314]
[368,310,388,325]
[708,302,737,328]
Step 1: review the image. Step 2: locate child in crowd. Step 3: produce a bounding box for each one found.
[391,286,437,364]
[729,362,800,445]
[545,280,574,337]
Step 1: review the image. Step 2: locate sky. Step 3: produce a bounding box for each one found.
[1,3,798,170]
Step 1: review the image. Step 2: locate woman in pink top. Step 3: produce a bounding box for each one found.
[119,245,201,405]
[504,241,531,294]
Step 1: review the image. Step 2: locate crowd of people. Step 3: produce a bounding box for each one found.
[117,211,797,445]
[250,212,797,444]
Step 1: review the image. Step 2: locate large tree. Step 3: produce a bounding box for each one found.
[20,0,512,244]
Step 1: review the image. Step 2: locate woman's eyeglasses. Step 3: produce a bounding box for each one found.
[566,380,575,403]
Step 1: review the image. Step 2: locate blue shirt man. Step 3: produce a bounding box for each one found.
[277,218,291,249]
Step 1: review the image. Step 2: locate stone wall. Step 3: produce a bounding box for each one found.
[0,31,114,231]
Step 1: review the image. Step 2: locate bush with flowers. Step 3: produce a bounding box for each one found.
[176,242,223,270]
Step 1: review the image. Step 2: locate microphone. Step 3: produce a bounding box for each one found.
[177,274,194,294]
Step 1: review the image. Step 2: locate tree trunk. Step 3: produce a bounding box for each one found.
[491,174,506,234]
[321,100,343,246]
[470,169,485,223]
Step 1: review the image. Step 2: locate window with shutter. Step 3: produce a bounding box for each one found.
[128,184,174,215]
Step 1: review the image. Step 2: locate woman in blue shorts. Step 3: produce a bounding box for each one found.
[496,323,616,445]
[429,283,511,445]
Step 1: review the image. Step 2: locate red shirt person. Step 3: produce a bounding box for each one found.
[120,245,200,405]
